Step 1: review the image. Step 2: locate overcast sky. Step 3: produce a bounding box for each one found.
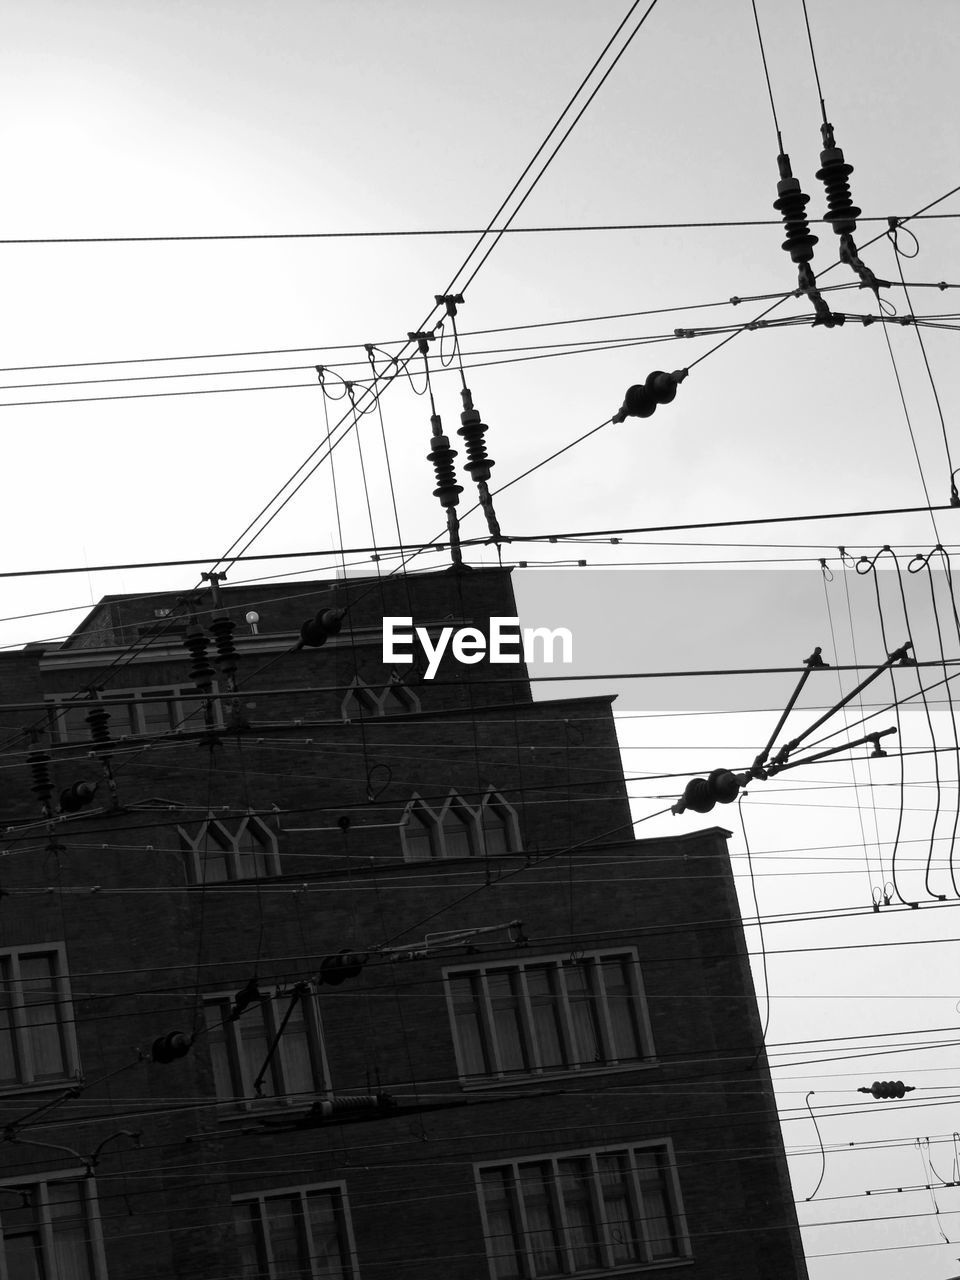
[4,2,960,1275]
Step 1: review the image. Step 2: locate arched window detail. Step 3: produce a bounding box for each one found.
[179,813,281,883]
[400,796,441,863]
[480,790,522,856]
[342,677,421,720]
[341,679,380,721]
[383,682,421,714]
[400,792,515,862]
[438,793,480,860]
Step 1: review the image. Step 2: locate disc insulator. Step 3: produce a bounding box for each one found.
[457,391,495,484]
[427,415,463,509]
[86,705,111,749]
[774,177,819,263]
[210,615,238,677]
[184,624,214,692]
[817,149,860,235]
[28,752,52,807]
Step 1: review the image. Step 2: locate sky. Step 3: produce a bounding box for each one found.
[4,1,960,1275]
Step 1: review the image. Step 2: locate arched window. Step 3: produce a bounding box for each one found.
[382,682,421,714]
[438,794,480,859]
[342,678,421,720]
[341,680,380,721]
[401,797,440,862]
[179,814,281,883]
[480,790,522,855]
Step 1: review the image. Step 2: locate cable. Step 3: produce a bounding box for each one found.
[889,226,958,502]
[0,500,954,584]
[886,547,945,901]
[749,0,784,148]
[799,0,828,124]
[0,211,954,246]
[454,0,664,296]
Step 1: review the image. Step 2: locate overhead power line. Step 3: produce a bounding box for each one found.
[0,500,953,580]
[2,213,957,246]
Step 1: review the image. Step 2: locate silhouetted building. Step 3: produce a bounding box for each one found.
[0,567,807,1279]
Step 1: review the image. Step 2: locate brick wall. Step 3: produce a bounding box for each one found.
[0,569,807,1280]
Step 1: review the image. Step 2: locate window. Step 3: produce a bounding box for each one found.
[400,797,442,862]
[0,947,79,1092]
[203,986,328,1106]
[0,1174,107,1280]
[179,814,281,883]
[480,790,522,855]
[49,685,219,744]
[445,950,653,1082]
[439,795,479,859]
[341,677,420,721]
[401,790,520,862]
[341,680,380,720]
[232,1183,357,1279]
[477,1143,688,1278]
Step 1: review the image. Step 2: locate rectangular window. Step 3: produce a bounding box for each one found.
[203,987,328,1106]
[445,951,653,1082]
[0,1174,107,1280]
[0,947,78,1092]
[477,1143,688,1278]
[232,1184,357,1280]
[48,686,220,744]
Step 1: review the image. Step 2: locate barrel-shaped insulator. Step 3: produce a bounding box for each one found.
[228,977,262,1021]
[773,176,819,263]
[679,777,714,813]
[617,370,684,421]
[317,950,367,985]
[870,1079,907,1100]
[315,1092,394,1117]
[59,781,97,813]
[678,768,743,814]
[210,615,238,676]
[184,624,214,692]
[151,1031,192,1063]
[816,146,860,235]
[427,416,463,508]
[708,768,742,805]
[300,609,344,648]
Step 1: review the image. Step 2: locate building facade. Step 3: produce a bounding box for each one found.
[0,567,808,1279]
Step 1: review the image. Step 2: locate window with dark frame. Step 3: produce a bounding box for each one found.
[203,988,328,1106]
[478,1143,688,1278]
[0,1176,106,1280]
[445,950,653,1082]
[0,947,78,1091]
[49,685,220,744]
[232,1184,357,1280]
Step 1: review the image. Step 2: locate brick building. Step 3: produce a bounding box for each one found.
[0,566,808,1279]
